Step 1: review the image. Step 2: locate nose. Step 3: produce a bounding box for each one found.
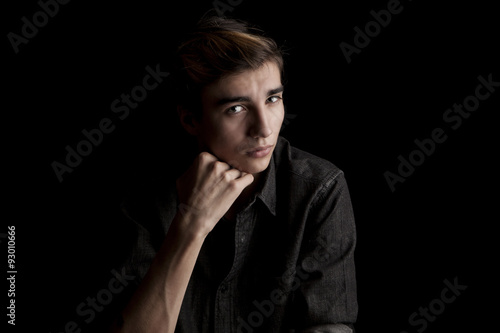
[249,106,273,139]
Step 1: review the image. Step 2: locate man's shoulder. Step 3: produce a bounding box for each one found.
[275,136,345,186]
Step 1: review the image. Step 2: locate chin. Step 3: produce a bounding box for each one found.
[239,158,271,175]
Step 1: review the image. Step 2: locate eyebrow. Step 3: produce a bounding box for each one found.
[215,85,284,106]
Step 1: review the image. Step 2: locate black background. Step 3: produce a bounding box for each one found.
[4,0,499,332]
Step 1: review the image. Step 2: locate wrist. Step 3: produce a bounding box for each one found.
[171,209,211,243]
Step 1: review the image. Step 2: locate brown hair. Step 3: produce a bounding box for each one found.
[174,15,284,118]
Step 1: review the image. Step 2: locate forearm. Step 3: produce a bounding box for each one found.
[109,152,253,332]
[112,212,205,333]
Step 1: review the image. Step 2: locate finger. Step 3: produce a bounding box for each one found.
[198,154,230,179]
[196,151,218,167]
[234,172,254,188]
[211,160,232,176]
[215,169,242,190]
[222,168,243,180]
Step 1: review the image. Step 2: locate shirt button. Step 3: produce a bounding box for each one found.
[240,234,246,243]
[220,284,227,293]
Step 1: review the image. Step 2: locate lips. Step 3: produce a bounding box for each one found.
[246,145,273,158]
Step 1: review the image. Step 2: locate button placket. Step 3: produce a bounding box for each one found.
[215,281,231,332]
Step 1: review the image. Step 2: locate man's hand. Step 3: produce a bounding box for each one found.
[176,152,254,238]
[114,152,252,333]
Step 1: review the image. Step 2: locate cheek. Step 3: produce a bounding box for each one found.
[219,121,246,141]
[204,119,245,151]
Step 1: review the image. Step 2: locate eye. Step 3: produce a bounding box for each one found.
[227,105,245,114]
[267,95,282,104]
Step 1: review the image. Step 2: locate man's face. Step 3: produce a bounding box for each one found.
[194,61,284,175]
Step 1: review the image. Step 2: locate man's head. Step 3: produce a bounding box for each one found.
[175,16,285,175]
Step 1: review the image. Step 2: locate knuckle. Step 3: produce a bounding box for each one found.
[227,179,239,191]
[209,161,218,173]
[198,152,212,163]
[222,171,234,182]
[212,161,228,173]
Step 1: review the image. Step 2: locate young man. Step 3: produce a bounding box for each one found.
[110,16,357,333]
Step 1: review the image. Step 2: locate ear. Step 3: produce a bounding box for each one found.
[177,105,199,136]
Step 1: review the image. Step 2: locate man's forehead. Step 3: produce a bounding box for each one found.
[207,62,281,97]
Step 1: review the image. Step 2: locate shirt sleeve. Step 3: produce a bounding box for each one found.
[289,171,358,332]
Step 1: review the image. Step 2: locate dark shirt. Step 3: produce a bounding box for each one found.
[120,136,358,332]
